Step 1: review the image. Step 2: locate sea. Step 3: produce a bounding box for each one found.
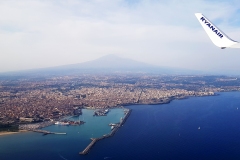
[1,92,240,160]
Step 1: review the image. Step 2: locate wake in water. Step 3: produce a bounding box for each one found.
[59,154,68,160]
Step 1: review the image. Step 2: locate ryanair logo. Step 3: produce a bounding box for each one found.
[200,17,223,38]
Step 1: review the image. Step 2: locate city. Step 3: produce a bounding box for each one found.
[1,73,240,129]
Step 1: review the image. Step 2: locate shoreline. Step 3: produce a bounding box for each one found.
[83,94,218,110]
[0,94,218,137]
[0,94,223,138]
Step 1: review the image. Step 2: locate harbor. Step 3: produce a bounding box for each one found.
[19,118,82,135]
[79,108,131,155]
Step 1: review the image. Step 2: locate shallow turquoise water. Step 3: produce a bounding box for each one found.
[0,108,125,160]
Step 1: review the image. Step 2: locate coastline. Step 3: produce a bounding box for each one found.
[0,94,218,138]
[0,94,218,137]
[1,92,239,159]
[83,94,218,110]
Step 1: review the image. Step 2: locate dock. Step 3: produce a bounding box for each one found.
[79,108,131,155]
[120,109,131,126]
[31,129,66,135]
[79,138,98,155]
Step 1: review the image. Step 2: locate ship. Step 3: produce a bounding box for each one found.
[94,109,109,116]
[111,126,114,130]
[109,123,117,126]
[104,109,109,114]
[55,121,70,125]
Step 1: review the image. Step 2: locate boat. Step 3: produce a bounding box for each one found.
[198,126,200,130]
[104,109,109,114]
[55,121,70,125]
[111,126,114,130]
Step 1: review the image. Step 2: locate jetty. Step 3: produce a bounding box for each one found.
[31,129,66,135]
[79,108,131,155]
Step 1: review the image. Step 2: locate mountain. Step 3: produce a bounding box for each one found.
[0,54,203,77]
[44,54,200,75]
[71,54,153,69]
[56,54,155,70]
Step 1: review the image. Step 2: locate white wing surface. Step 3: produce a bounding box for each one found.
[195,13,240,49]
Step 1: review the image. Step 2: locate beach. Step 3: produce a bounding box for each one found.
[0,130,28,136]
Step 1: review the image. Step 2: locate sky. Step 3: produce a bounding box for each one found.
[1,0,240,74]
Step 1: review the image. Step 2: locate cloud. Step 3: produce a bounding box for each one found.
[1,0,240,73]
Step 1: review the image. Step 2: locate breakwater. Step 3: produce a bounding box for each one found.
[79,109,131,155]
[31,129,66,135]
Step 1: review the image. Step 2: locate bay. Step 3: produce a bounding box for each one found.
[1,92,240,159]
[0,108,125,160]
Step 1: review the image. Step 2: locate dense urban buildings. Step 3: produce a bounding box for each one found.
[0,74,240,126]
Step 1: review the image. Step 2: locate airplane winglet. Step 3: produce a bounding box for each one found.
[195,13,240,49]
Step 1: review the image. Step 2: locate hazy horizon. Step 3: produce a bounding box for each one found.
[1,1,240,74]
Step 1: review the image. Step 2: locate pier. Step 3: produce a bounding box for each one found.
[79,138,98,155]
[120,109,131,126]
[31,129,66,135]
[79,108,131,155]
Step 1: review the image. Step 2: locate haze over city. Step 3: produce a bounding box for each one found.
[3,1,240,159]
[1,0,240,74]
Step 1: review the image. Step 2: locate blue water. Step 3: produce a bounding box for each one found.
[1,92,240,159]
